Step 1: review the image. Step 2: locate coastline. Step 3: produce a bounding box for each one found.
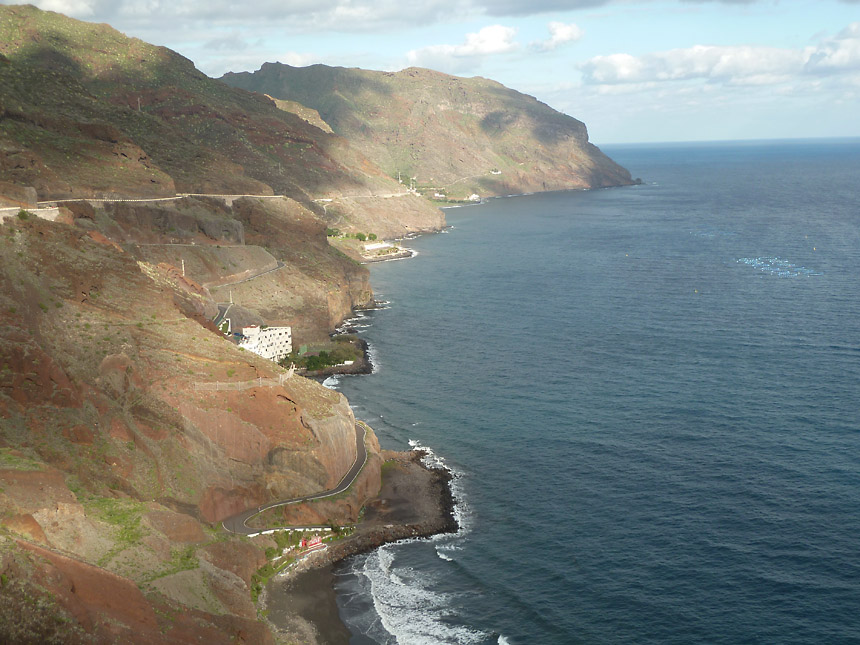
[262,450,458,644]
[361,248,415,263]
[262,234,457,643]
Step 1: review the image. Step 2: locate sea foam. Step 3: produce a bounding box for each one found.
[357,546,490,645]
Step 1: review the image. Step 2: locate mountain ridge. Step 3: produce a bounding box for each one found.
[0,4,443,237]
[222,62,635,200]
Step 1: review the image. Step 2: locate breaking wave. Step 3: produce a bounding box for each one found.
[340,545,491,645]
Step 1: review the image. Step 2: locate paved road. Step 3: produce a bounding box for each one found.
[213,303,233,330]
[221,421,368,535]
[209,261,285,289]
[312,191,412,201]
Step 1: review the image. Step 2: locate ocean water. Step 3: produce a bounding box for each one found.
[326,139,860,644]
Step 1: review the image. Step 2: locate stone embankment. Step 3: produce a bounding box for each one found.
[0,206,61,221]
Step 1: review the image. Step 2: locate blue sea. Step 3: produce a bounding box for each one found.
[326,139,860,644]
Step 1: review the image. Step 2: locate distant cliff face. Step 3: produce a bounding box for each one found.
[222,64,634,199]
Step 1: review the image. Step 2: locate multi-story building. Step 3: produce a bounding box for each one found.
[238,325,292,362]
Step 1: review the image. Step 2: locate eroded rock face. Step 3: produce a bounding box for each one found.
[1,343,81,410]
[179,401,274,464]
[303,394,358,489]
[106,200,245,245]
[0,181,37,208]
[2,514,49,545]
[172,382,360,521]
[0,468,78,514]
[145,510,208,543]
[16,541,160,639]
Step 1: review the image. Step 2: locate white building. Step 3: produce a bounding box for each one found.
[239,325,292,362]
[363,241,391,252]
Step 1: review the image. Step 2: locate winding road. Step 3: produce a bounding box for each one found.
[221,421,369,535]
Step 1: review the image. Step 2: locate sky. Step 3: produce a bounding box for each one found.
[4,0,860,143]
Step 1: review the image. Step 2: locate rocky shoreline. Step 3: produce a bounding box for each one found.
[360,248,415,263]
[262,450,459,644]
[301,337,374,379]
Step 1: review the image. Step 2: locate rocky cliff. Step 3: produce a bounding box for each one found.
[222,63,634,199]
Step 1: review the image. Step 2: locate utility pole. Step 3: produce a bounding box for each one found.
[181,259,185,277]
[137,97,141,112]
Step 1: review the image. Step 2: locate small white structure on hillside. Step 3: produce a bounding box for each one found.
[363,242,391,252]
[239,325,292,362]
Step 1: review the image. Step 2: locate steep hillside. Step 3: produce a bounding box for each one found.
[0,5,443,236]
[0,212,383,643]
[222,63,635,199]
[68,194,375,343]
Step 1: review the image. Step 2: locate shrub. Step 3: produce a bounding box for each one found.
[16,209,30,220]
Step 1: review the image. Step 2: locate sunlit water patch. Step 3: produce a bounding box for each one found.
[737,256,822,277]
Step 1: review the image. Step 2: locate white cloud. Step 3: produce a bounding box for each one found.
[406,25,519,71]
[581,45,806,84]
[278,52,317,67]
[20,0,99,16]
[804,21,860,73]
[428,24,519,57]
[580,23,860,87]
[532,21,584,51]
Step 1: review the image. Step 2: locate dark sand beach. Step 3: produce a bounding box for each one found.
[263,450,457,644]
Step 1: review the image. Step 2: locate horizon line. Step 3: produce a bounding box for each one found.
[597,135,860,147]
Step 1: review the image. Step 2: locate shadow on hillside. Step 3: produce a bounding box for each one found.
[221,62,393,134]
[3,33,387,201]
[479,110,518,136]
[480,83,588,146]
